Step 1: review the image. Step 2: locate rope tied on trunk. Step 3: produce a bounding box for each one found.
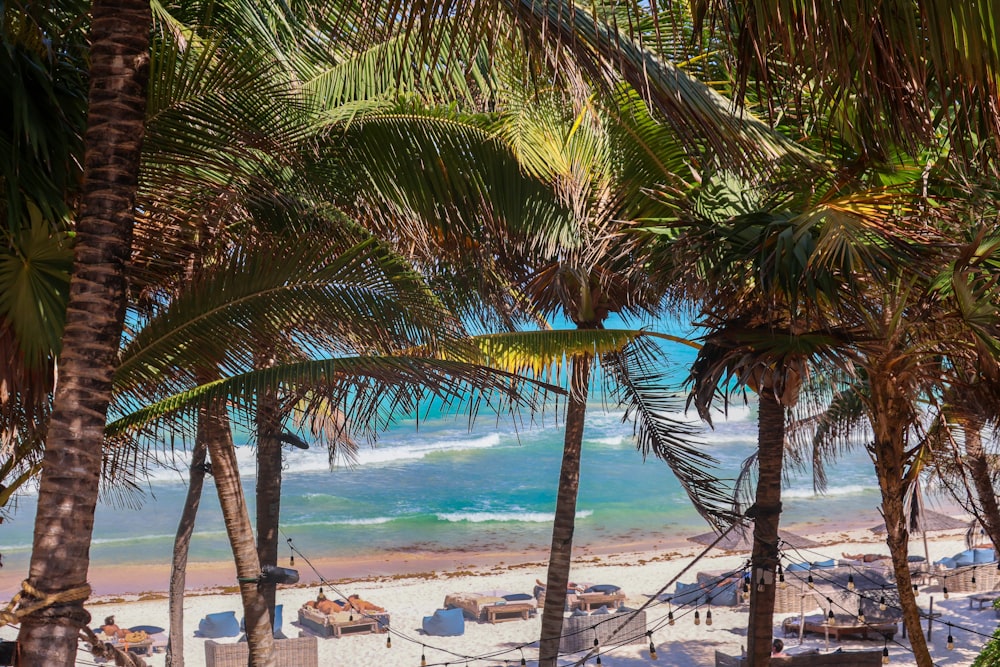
[0,579,92,627]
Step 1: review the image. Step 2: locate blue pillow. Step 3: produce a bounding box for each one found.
[503,593,533,602]
[422,608,465,637]
[786,562,810,572]
[973,548,995,564]
[591,606,610,615]
[585,584,621,594]
[571,608,589,617]
[953,550,975,567]
[812,559,835,569]
[198,610,240,638]
[672,582,706,606]
[935,556,957,570]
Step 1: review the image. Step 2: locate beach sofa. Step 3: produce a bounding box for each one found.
[297,600,390,638]
[205,636,317,667]
[445,592,537,623]
[715,649,883,667]
[559,608,646,653]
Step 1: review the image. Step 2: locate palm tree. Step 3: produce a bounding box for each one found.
[15,1,151,664]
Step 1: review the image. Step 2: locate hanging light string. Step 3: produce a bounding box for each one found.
[778,542,998,649]
[284,525,743,666]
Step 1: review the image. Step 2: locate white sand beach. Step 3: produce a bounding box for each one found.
[2,526,991,666]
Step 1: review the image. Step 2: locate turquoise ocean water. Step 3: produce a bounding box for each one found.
[0,399,893,587]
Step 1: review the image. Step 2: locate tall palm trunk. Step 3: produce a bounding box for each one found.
[16,2,150,664]
[165,433,208,667]
[870,379,931,667]
[746,391,785,667]
[202,401,276,667]
[964,425,1000,550]
[255,385,283,632]
[538,352,592,667]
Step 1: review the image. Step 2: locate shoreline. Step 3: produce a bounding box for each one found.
[0,523,988,667]
[53,513,902,600]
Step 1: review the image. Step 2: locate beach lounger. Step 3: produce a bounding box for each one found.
[444,592,537,623]
[572,585,626,612]
[297,600,390,638]
[715,649,883,667]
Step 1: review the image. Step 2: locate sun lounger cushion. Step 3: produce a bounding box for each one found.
[954,550,976,567]
[422,608,464,636]
[974,548,995,563]
[787,562,810,572]
[503,593,533,602]
[812,559,835,568]
[199,610,240,638]
[584,584,621,594]
[936,557,957,569]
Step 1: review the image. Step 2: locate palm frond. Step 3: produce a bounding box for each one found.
[604,338,738,528]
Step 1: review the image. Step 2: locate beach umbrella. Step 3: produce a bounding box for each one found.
[687,528,820,552]
[868,509,968,536]
[869,485,970,570]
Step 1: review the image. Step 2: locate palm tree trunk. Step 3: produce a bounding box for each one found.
[255,385,283,632]
[746,391,785,667]
[870,380,932,667]
[16,2,150,664]
[202,401,276,667]
[537,352,592,667]
[964,426,1000,550]
[165,431,208,667]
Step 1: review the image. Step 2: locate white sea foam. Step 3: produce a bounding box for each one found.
[436,510,593,523]
[783,484,872,499]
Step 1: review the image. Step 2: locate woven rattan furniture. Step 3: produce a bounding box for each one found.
[559,610,646,654]
[941,564,999,593]
[204,636,318,667]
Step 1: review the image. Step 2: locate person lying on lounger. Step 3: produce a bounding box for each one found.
[346,595,385,613]
[101,616,128,639]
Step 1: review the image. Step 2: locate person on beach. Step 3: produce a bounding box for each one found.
[772,639,787,657]
[101,616,127,639]
[347,594,384,613]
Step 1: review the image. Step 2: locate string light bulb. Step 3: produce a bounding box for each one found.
[595,655,602,665]
[879,595,887,611]
[421,646,427,667]
[972,568,977,585]
[947,625,954,650]
[647,631,657,660]
[694,610,701,626]
[912,583,919,594]
[882,645,890,664]
[706,609,713,626]
[742,580,750,594]
[386,635,392,649]
[807,574,814,588]
[778,564,786,589]
[668,610,675,626]
[593,634,600,647]
[858,604,865,624]
[847,574,855,591]
[827,608,835,625]
[943,585,949,600]
[757,574,766,592]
